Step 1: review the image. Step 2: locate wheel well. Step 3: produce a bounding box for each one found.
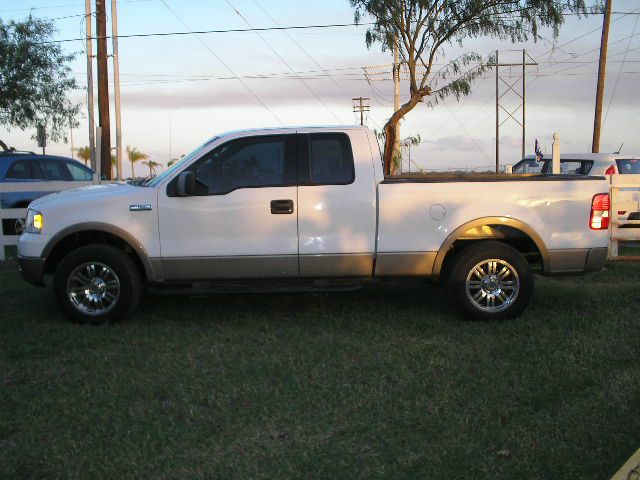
[44,230,147,280]
[439,225,543,279]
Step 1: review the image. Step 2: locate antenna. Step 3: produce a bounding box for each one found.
[615,143,624,154]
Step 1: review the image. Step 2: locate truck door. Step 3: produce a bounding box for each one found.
[157,134,299,280]
[296,130,377,277]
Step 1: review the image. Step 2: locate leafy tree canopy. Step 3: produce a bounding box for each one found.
[350,0,597,174]
[0,15,79,144]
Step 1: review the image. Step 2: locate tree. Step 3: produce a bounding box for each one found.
[126,145,148,179]
[142,160,161,176]
[75,146,91,166]
[350,0,589,174]
[0,15,79,144]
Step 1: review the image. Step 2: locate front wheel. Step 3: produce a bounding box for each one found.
[447,241,534,320]
[53,245,142,324]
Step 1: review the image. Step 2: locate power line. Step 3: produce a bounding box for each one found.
[159,0,283,125]
[603,12,640,132]
[32,22,374,45]
[534,7,640,60]
[253,0,356,122]
[224,0,341,123]
[0,0,154,12]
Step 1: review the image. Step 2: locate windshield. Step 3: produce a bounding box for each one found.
[616,159,640,174]
[144,137,219,188]
[513,158,546,174]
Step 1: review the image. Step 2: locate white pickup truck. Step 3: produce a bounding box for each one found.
[17,126,610,323]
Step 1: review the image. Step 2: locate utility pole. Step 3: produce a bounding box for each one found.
[352,97,370,126]
[393,36,401,173]
[495,49,499,173]
[111,0,123,179]
[522,49,526,160]
[85,0,96,174]
[592,0,612,153]
[96,0,111,180]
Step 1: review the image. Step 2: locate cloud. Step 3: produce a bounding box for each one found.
[424,134,489,152]
[120,77,371,110]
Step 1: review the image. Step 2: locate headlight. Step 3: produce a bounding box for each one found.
[26,209,43,234]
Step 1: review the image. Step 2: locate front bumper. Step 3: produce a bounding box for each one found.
[18,255,46,287]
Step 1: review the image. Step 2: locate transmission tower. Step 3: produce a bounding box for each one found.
[492,49,537,172]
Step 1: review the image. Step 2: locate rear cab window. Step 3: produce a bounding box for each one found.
[298,133,355,185]
[616,159,640,174]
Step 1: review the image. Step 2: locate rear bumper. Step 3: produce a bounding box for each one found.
[18,255,46,287]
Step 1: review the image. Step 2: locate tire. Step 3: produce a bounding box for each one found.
[446,241,533,320]
[53,245,142,324]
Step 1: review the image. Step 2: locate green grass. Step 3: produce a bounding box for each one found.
[1,259,639,479]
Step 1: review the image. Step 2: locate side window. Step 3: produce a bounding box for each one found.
[4,160,33,180]
[192,135,294,195]
[559,160,593,175]
[308,133,355,185]
[37,159,70,180]
[66,161,93,180]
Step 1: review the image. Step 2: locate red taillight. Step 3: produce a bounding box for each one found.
[605,165,616,175]
[590,193,610,230]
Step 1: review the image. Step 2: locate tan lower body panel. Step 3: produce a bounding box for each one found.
[547,247,608,274]
[374,252,437,277]
[299,253,373,278]
[162,255,298,281]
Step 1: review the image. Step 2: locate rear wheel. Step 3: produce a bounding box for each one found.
[447,241,533,320]
[53,245,142,324]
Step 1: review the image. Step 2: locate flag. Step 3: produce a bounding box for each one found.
[535,139,544,161]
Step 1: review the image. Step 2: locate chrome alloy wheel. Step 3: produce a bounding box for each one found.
[66,262,121,316]
[465,258,520,313]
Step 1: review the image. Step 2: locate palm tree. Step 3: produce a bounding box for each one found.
[126,145,148,179]
[167,154,185,167]
[76,146,91,166]
[142,160,162,176]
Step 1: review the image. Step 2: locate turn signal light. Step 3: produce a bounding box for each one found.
[605,165,616,175]
[590,193,610,230]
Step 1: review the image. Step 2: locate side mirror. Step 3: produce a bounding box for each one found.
[176,171,196,196]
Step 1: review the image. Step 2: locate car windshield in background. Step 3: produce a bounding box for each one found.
[513,159,546,174]
[616,159,640,174]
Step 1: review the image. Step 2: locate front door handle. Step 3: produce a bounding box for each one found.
[270,199,294,214]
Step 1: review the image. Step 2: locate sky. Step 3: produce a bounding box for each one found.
[1,0,639,177]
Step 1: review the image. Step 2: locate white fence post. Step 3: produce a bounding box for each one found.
[552,133,561,174]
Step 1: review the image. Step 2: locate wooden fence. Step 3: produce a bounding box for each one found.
[609,174,640,259]
[0,181,92,261]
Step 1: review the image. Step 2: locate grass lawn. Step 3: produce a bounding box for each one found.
[1,254,639,479]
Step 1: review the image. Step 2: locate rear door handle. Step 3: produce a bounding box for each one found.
[270,199,294,214]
